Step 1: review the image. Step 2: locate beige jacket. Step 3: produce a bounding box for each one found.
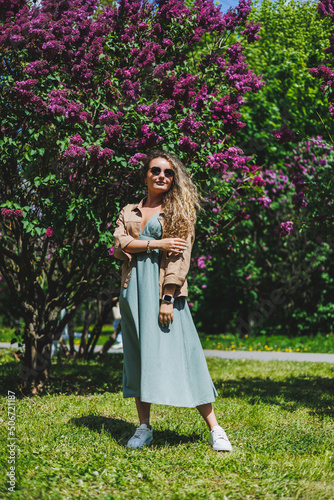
[113,199,194,298]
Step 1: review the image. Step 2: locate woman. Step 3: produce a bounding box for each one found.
[113,150,232,452]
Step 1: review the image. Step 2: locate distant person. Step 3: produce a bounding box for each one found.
[112,301,122,349]
[98,298,122,359]
[113,150,232,452]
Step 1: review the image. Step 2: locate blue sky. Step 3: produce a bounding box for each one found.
[218,0,267,12]
[218,0,241,11]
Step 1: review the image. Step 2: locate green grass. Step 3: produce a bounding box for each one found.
[2,326,334,353]
[200,332,334,354]
[0,350,333,499]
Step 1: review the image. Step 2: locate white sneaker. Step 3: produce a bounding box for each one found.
[127,424,153,449]
[209,425,232,451]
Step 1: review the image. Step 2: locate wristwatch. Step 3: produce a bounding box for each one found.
[162,294,174,304]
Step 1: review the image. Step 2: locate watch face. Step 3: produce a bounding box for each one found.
[162,294,173,303]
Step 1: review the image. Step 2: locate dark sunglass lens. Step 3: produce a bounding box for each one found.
[150,167,161,175]
[150,166,174,178]
[165,169,174,178]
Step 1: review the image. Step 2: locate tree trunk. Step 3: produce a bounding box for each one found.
[79,301,94,357]
[85,299,113,360]
[19,328,52,395]
[68,318,76,358]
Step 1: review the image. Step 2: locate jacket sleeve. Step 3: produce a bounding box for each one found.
[163,229,194,288]
[113,207,134,261]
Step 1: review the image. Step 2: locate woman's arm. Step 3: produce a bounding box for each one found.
[124,238,188,254]
[159,284,177,327]
[113,207,135,261]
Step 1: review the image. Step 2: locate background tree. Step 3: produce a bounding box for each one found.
[238,0,332,166]
[189,0,334,336]
[0,0,265,393]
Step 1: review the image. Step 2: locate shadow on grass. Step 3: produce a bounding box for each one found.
[69,415,202,447]
[0,351,124,397]
[1,350,333,419]
[215,375,334,417]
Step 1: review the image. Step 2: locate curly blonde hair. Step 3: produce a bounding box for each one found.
[142,150,201,239]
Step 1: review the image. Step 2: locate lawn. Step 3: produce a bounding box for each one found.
[0,350,333,499]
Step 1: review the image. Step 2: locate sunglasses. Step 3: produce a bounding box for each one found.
[149,166,174,178]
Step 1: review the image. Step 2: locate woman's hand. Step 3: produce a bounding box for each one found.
[159,302,173,327]
[156,238,188,254]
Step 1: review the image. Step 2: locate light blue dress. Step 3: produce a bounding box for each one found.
[119,213,218,407]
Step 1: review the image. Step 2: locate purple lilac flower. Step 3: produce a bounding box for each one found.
[163,38,174,47]
[152,22,161,35]
[70,134,83,145]
[206,153,228,174]
[104,124,122,143]
[88,145,101,164]
[1,208,23,218]
[235,210,250,221]
[293,191,307,209]
[114,67,139,80]
[273,124,297,143]
[42,40,65,59]
[253,175,266,186]
[211,96,245,134]
[99,110,123,125]
[241,21,261,43]
[121,25,136,43]
[257,196,271,209]
[15,79,37,103]
[99,148,114,162]
[207,147,252,173]
[197,256,206,269]
[121,79,141,100]
[278,221,294,237]
[47,90,88,123]
[161,72,177,97]
[129,153,147,166]
[137,100,174,124]
[153,62,173,79]
[179,136,199,153]
[178,113,202,134]
[317,0,334,19]
[63,144,86,160]
[173,74,199,105]
[138,125,163,148]
[134,42,165,68]
[25,60,49,76]
[192,84,208,112]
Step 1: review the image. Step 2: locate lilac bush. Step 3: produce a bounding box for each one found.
[0,0,265,392]
[284,137,334,234]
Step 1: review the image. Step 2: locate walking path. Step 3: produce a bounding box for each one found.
[1,342,334,363]
[203,349,334,363]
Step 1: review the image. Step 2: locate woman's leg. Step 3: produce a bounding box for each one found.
[197,402,232,451]
[135,397,152,428]
[126,398,153,449]
[196,402,219,430]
